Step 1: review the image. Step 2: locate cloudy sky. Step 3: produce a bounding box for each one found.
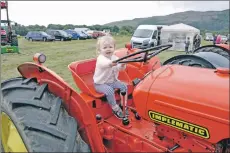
[1,1,229,26]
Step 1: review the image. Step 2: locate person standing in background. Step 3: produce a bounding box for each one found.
[184,37,190,54]
[213,34,217,45]
[194,34,201,50]
[193,34,198,50]
[216,34,221,44]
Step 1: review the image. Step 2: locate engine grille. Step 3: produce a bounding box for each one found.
[132,42,142,46]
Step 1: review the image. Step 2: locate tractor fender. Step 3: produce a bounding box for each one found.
[17,62,105,152]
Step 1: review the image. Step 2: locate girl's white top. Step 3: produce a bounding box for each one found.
[93,54,126,84]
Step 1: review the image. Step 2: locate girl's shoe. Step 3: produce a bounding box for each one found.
[113,109,125,119]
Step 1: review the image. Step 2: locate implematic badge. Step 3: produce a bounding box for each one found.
[148,110,210,139]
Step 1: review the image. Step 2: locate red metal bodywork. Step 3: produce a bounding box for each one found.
[133,65,229,143]
[216,44,230,51]
[17,45,230,152]
[17,62,169,152]
[114,47,162,75]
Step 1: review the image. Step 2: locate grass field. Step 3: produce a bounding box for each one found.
[1,36,212,90]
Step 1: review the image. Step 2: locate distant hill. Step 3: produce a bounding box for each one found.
[104,9,229,31]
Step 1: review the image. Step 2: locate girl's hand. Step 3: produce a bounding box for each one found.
[110,62,117,67]
[121,63,126,67]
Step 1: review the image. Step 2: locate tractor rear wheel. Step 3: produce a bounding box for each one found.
[11,36,18,46]
[1,77,91,152]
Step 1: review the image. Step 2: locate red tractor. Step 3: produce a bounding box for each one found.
[1,43,229,152]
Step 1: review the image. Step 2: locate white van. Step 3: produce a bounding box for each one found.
[131,25,168,49]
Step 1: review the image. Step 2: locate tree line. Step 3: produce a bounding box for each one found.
[12,24,136,36]
[11,23,228,37]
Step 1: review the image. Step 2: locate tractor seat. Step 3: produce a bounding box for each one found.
[68,58,133,99]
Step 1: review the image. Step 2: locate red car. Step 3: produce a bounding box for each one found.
[92,31,106,39]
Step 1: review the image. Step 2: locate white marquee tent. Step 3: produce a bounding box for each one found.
[161,23,200,51]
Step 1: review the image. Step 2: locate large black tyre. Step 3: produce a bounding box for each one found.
[1,77,91,152]
[11,36,18,46]
[193,45,229,60]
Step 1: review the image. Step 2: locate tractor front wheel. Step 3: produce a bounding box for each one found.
[1,77,91,152]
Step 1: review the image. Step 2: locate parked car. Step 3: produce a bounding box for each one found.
[46,30,72,41]
[74,30,88,40]
[25,31,55,42]
[204,33,214,41]
[82,31,92,39]
[74,28,89,33]
[74,28,92,38]
[64,29,86,40]
[86,30,94,37]
[92,31,106,39]
[220,35,228,43]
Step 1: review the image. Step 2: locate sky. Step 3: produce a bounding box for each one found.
[1,1,229,26]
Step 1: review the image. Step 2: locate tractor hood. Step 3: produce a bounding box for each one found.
[147,65,229,121]
[133,65,229,142]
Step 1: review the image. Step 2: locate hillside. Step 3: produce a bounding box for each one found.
[104,9,229,31]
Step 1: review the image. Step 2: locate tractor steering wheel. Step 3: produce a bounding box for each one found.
[113,44,173,64]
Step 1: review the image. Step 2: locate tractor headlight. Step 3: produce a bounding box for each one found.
[33,53,46,64]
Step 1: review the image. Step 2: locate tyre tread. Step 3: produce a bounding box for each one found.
[2,85,36,92]
[23,121,67,140]
[10,99,51,110]
[1,77,91,152]
[33,83,47,100]
[50,97,62,125]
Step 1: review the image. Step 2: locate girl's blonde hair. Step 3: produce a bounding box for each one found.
[96,35,116,56]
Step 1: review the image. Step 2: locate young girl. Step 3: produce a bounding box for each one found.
[93,35,128,119]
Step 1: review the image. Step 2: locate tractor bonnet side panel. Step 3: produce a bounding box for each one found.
[132,66,170,118]
[145,65,229,143]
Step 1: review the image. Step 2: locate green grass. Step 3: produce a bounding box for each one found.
[1,36,212,90]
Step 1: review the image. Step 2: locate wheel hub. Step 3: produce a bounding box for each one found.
[1,112,27,152]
